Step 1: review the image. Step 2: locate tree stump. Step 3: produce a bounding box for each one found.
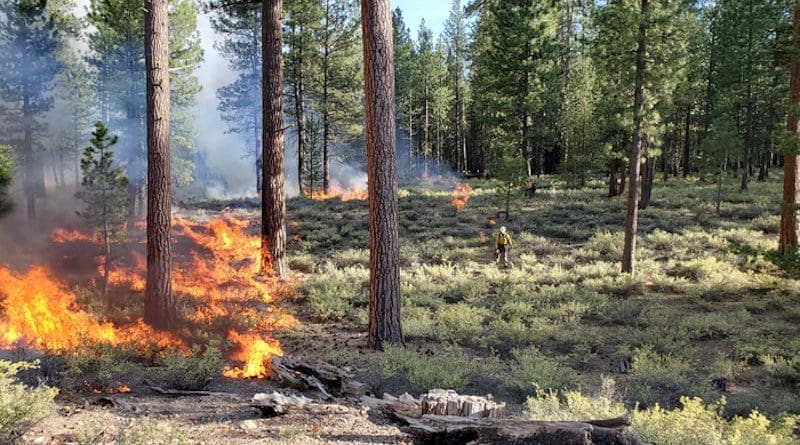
[420,389,506,418]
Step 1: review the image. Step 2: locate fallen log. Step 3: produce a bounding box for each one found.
[398,414,640,445]
[269,356,365,399]
[362,391,639,445]
[147,386,241,400]
[251,391,355,418]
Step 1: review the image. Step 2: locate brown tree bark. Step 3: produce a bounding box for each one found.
[640,154,656,210]
[780,0,800,254]
[608,159,618,197]
[682,104,692,178]
[144,0,175,330]
[621,0,648,276]
[362,0,403,350]
[290,22,307,197]
[261,0,287,279]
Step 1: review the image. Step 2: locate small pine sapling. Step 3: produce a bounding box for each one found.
[76,122,129,309]
[0,145,14,216]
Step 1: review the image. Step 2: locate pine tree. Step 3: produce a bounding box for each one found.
[261,0,288,279]
[285,0,322,196]
[0,145,14,216]
[780,0,800,254]
[0,0,60,220]
[209,0,263,193]
[144,0,176,330]
[362,0,403,350]
[316,0,362,192]
[76,122,128,305]
[444,0,469,173]
[87,0,202,215]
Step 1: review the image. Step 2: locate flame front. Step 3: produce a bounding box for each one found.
[1,214,295,379]
[223,330,283,379]
[306,184,367,201]
[0,266,116,350]
[452,182,473,211]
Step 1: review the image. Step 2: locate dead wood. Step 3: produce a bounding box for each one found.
[398,414,640,445]
[361,391,639,445]
[147,386,241,400]
[251,391,355,418]
[269,356,365,399]
[92,396,140,413]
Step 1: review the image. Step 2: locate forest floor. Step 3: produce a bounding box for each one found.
[12,172,800,444]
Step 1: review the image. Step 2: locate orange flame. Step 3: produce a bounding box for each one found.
[307,184,367,201]
[452,182,473,211]
[1,215,292,380]
[223,330,283,379]
[51,228,98,244]
[0,266,116,350]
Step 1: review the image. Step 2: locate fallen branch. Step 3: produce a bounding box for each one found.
[147,386,241,400]
[251,391,355,418]
[269,356,365,400]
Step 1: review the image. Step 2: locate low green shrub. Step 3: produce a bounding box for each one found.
[628,347,692,408]
[60,344,143,391]
[505,347,581,396]
[0,361,58,444]
[379,345,484,391]
[525,377,799,445]
[148,344,224,390]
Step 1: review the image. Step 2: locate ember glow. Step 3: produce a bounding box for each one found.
[0,214,296,379]
[306,184,368,201]
[452,182,474,211]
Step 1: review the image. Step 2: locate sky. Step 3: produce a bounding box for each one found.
[391,0,451,39]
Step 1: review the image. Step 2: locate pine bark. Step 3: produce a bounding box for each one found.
[682,104,691,177]
[261,0,287,279]
[621,0,648,276]
[362,0,403,350]
[322,3,331,194]
[144,0,175,330]
[780,0,800,254]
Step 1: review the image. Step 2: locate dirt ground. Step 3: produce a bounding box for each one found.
[22,380,411,444]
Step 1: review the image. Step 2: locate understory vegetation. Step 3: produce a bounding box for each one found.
[288,173,800,438]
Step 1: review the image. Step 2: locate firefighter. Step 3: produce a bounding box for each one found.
[495,226,513,267]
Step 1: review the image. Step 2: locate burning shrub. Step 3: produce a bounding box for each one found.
[0,360,58,444]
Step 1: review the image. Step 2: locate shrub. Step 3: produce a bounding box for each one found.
[379,345,483,391]
[149,344,224,390]
[0,360,58,444]
[628,347,691,408]
[60,344,143,391]
[433,303,490,343]
[525,377,799,445]
[505,347,581,396]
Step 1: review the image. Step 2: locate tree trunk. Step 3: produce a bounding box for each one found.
[640,154,655,210]
[22,93,36,220]
[261,0,287,279]
[362,0,403,350]
[621,0,648,276]
[742,5,754,191]
[609,159,618,197]
[682,104,692,178]
[292,24,307,197]
[144,0,175,331]
[323,9,331,194]
[780,0,800,254]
